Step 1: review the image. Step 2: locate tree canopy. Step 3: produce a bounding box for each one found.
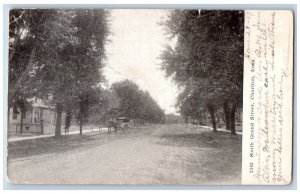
[161,10,244,134]
[112,80,165,124]
[9,9,110,136]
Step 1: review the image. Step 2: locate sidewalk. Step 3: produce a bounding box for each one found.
[8,127,109,143]
[200,125,242,135]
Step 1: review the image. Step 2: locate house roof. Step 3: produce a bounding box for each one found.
[27,98,51,109]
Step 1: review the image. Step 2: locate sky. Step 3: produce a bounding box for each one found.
[104,9,179,115]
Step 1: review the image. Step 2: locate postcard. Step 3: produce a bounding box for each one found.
[6,9,293,185]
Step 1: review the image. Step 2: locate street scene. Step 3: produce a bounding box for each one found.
[8,9,244,184]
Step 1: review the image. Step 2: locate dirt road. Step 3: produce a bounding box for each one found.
[7,124,242,184]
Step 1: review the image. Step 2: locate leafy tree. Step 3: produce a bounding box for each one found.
[9,9,60,132]
[112,80,143,124]
[70,9,110,135]
[139,91,165,124]
[112,80,165,125]
[9,9,110,136]
[27,9,80,136]
[161,10,244,134]
[88,88,120,124]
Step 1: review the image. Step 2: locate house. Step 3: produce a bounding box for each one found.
[8,97,64,134]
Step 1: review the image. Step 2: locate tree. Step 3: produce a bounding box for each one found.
[27,9,80,136]
[9,9,62,132]
[88,88,120,124]
[10,9,110,136]
[112,80,165,125]
[112,80,143,124]
[161,10,244,134]
[139,91,165,124]
[70,9,110,135]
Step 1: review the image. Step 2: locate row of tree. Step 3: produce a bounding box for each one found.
[9,9,165,137]
[76,80,166,127]
[160,10,244,134]
[111,80,165,124]
[9,9,110,136]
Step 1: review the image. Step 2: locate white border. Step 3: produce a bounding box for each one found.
[1,0,299,192]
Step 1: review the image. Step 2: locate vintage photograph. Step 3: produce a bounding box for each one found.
[7,9,244,184]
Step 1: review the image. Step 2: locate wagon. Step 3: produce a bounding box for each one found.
[116,117,131,130]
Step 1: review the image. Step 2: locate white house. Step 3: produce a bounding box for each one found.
[8,97,63,134]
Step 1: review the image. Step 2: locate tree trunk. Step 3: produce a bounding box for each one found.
[65,109,71,133]
[40,109,44,135]
[55,102,63,137]
[20,109,24,134]
[230,104,237,135]
[223,102,230,130]
[209,107,217,132]
[79,99,84,135]
[79,114,83,135]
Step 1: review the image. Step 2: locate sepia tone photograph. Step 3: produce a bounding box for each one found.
[7,9,244,184]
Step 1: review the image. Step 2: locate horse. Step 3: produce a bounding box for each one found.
[107,120,118,134]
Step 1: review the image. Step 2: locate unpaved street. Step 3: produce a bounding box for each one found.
[8,124,242,184]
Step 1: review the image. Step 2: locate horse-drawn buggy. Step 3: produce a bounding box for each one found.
[107,117,131,133]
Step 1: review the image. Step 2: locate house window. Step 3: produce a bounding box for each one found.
[13,107,18,120]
